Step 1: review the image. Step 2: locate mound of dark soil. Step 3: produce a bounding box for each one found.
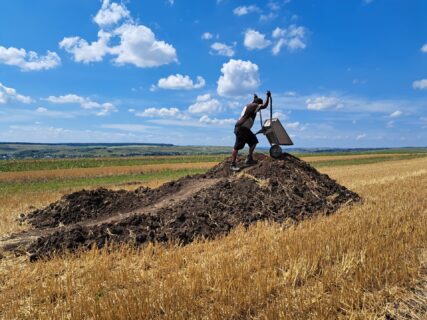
[21,178,197,229]
[24,153,361,260]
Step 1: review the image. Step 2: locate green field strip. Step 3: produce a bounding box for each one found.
[0,155,228,173]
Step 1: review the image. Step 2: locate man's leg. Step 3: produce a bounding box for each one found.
[245,129,259,164]
[248,143,256,158]
[232,127,244,167]
[245,143,258,164]
[231,148,238,164]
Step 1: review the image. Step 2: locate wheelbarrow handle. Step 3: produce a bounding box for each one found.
[258,92,273,128]
[270,94,273,121]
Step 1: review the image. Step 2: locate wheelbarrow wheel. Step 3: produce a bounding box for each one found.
[269,145,282,159]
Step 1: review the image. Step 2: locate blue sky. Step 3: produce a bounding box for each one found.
[0,0,426,148]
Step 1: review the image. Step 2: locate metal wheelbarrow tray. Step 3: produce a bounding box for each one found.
[256,94,294,159]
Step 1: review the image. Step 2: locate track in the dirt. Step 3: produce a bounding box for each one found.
[1,153,361,260]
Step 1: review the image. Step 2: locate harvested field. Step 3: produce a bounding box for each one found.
[384,254,427,320]
[3,153,359,260]
[0,153,426,319]
[300,152,413,162]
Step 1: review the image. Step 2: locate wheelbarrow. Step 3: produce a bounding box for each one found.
[256,93,294,159]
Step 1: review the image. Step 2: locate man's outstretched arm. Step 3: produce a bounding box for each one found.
[259,91,271,110]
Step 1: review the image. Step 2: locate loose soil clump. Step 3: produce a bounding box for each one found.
[14,153,361,260]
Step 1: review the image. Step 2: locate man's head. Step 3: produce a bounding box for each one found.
[253,94,263,104]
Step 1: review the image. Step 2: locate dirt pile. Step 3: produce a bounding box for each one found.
[14,153,360,260]
[21,178,198,229]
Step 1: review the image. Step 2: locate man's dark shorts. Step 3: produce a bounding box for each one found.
[234,126,258,150]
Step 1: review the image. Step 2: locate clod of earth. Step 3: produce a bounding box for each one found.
[10,153,361,260]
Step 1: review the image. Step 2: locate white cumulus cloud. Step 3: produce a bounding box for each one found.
[47,94,87,105]
[413,79,427,90]
[210,42,235,57]
[188,94,221,114]
[136,107,182,118]
[244,29,271,50]
[96,103,116,116]
[217,59,260,97]
[94,0,130,27]
[155,74,205,90]
[0,46,60,71]
[233,5,260,16]
[60,1,177,68]
[46,94,117,116]
[0,83,32,104]
[59,30,111,63]
[272,25,307,55]
[199,115,235,125]
[421,44,427,53]
[111,24,177,68]
[306,96,342,110]
[389,110,402,118]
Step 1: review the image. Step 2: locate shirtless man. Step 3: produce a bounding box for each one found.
[230,91,271,170]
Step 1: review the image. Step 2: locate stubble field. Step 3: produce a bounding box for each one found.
[0,152,426,319]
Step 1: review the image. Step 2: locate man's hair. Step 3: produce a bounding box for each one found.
[253,94,263,104]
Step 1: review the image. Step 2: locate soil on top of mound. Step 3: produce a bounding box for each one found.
[21,153,361,261]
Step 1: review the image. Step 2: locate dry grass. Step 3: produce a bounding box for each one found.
[319,156,427,188]
[0,157,426,319]
[0,192,63,236]
[383,251,427,320]
[299,152,411,162]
